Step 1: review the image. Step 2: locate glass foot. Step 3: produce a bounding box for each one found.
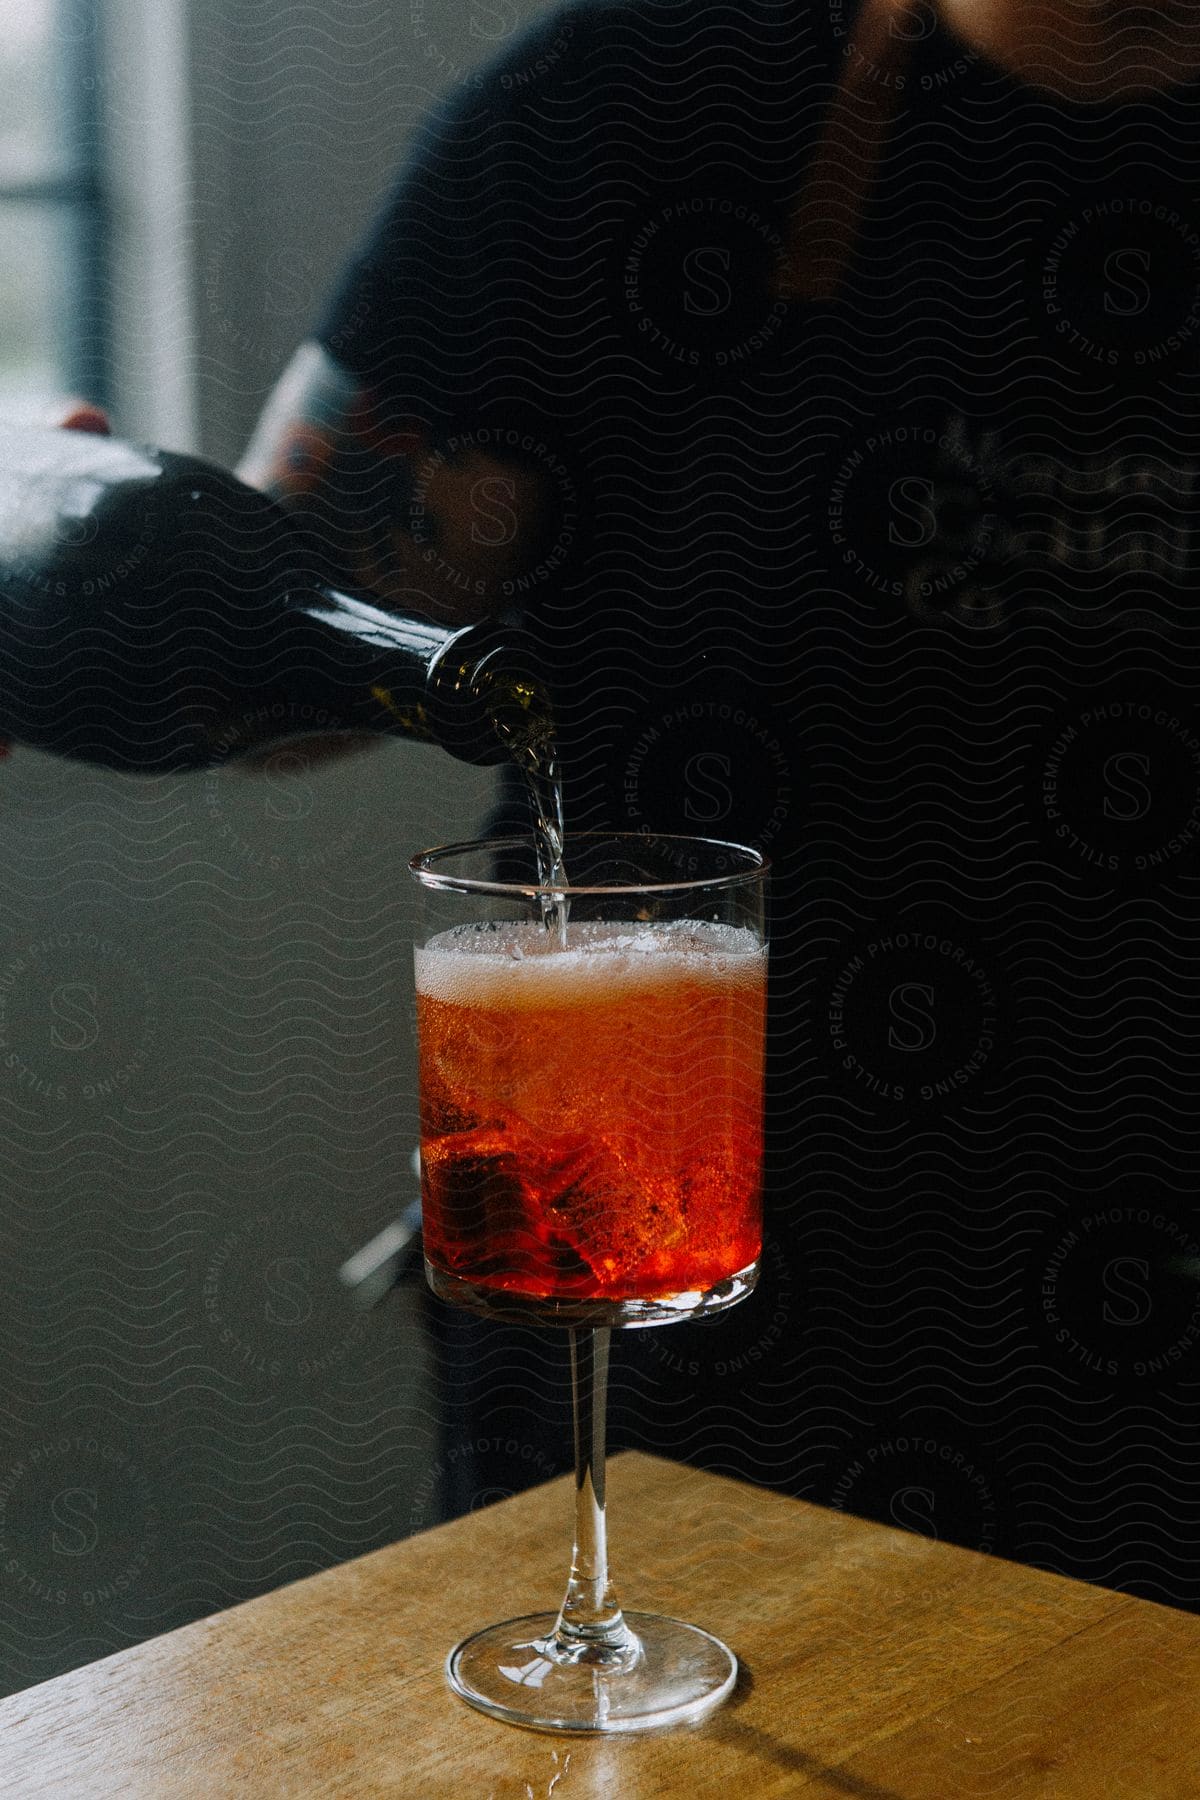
[446,1610,737,1734]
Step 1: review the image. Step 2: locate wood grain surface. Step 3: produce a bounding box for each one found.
[2,1452,1196,1798]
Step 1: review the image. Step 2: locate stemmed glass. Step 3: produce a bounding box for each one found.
[409,833,767,1733]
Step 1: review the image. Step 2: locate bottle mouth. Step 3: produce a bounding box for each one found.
[475,652,554,769]
[426,625,551,767]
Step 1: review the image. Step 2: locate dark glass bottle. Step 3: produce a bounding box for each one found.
[0,425,541,772]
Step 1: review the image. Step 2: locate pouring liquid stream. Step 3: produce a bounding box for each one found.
[484,673,569,947]
[522,730,569,948]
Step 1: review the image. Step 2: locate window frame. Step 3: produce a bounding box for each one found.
[0,0,109,408]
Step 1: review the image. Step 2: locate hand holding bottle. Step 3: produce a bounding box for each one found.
[0,418,536,774]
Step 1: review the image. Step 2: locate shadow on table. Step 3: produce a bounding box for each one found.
[706,1664,906,1800]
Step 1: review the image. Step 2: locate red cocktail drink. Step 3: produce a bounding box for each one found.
[410,834,768,1732]
[416,919,765,1309]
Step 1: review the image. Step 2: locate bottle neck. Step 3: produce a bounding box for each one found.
[293,584,538,767]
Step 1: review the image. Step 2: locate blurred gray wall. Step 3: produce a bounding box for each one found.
[0,0,548,1695]
[184,0,504,464]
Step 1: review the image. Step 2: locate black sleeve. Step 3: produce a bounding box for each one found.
[312,3,620,423]
[312,0,833,426]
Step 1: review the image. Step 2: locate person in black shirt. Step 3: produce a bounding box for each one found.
[240,0,1200,1608]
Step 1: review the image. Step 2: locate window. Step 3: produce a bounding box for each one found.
[0,0,105,411]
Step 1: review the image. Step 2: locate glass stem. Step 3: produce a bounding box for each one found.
[550,1327,640,1669]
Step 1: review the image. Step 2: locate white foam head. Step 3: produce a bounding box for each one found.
[415,919,764,1008]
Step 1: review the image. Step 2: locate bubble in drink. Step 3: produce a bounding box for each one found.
[415,920,766,1304]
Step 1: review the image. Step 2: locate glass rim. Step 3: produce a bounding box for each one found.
[408,832,770,899]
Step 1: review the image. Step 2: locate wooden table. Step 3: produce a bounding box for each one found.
[2,1452,1196,1798]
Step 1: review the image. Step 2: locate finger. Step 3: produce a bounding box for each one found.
[53,402,111,435]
